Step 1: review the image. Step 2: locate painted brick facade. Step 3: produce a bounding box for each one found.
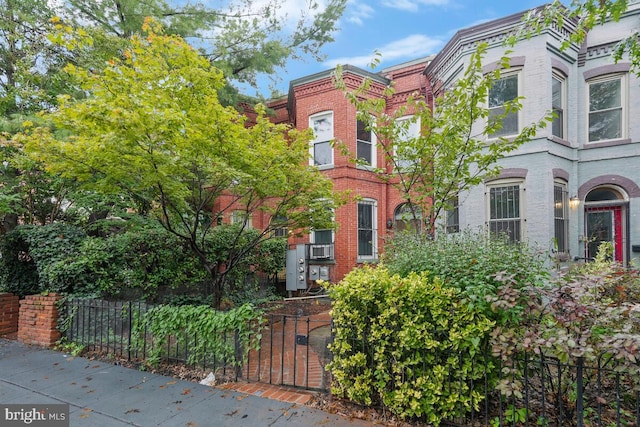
[424,3,640,266]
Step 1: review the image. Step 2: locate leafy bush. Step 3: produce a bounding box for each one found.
[204,225,286,306]
[49,217,206,300]
[0,223,86,296]
[490,244,640,364]
[384,229,548,324]
[328,266,495,425]
[0,217,206,299]
[0,226,41,296]
[488,245,640,418]
[132,303,264,367]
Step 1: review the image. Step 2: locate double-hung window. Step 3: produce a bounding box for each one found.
[395,115,420,169]
[553,181,569,253]
[358,199,377,259]
[446,197,460,234]
[487,181,524,242]
[231,210,252,228]
[311,202,334,245]
[271,215,288,238]
[356,118,376,167]
[552,72,566,139]
[309,112,333,167]
[588,75,624,142]
[489,72,520,138]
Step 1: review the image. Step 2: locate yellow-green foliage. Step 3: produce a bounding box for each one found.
[328,266,495,425]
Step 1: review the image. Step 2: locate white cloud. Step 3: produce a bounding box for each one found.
[247,0,334,31]
[381,0,450,13]
[345,1,375,26]
[323,34,442,68]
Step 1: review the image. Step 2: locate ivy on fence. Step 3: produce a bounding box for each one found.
[131,303,264,368]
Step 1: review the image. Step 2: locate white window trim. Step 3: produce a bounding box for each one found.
[231,210,252,228]
[356,116,377,169]
[553,180,569,254]
[310,206,334,244]
[485,179,526,242]
[551,71,567,140]
[309,111,334,169]
[488,69,522,139]
[357,198,378,260]
[394,115,420,170]
[586,73,627,143]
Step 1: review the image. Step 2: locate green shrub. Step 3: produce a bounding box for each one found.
[0,226,41,296]
[384,229,548,324]
[0,223,86,296]
[0,217,206,299]
[328,266,495,425]
[50,217,206,299]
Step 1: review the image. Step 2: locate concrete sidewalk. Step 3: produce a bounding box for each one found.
[0,339,374,426]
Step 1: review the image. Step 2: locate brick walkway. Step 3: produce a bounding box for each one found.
[221,311,332,404]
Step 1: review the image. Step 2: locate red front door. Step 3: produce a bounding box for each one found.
[585,206,623,262]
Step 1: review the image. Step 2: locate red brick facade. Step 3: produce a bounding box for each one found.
[0,292,19,336]
[276,58,432,282]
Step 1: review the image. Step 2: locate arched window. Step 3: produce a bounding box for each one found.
[394,203,422,232]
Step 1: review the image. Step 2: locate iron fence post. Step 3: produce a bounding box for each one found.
[576,356,584,427]
[127,301,132,361]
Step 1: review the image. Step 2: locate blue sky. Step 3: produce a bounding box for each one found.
[245,0,551,97]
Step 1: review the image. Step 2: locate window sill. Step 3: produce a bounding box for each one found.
[550,136,572,147]
[315,164,335,170]
[582,138,631,149]
[357,258,379,264]
[487,134,518,142]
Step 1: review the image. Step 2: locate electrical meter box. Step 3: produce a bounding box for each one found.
[308,265,330,281]
[286,244,307,291]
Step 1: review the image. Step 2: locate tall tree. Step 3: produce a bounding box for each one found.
[20,21,338,307]
[335,44,551,233]
[54,0,347,101]
[0,0,63,117]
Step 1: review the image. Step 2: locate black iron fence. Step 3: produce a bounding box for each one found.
[444,352,640,427]
[61,298,639,426]
[61,299,332,391]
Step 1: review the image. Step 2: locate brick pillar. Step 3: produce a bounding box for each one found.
[0,293,20,336]
[18,293,62,347]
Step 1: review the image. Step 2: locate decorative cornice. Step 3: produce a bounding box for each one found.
[425,5,578,84]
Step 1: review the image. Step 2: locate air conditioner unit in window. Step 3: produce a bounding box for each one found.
[310,245,331,260]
